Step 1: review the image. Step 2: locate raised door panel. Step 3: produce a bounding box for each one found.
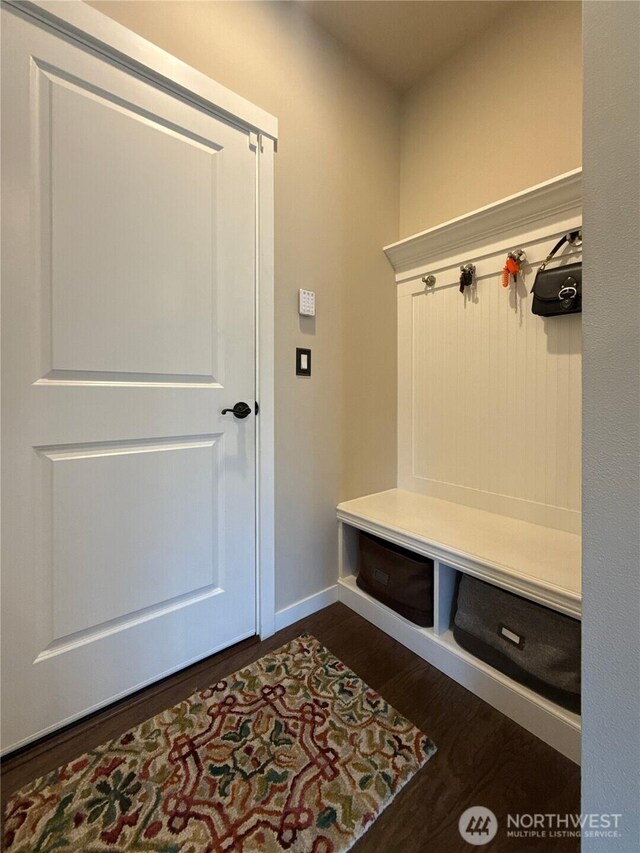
[43,68,218,380]
[39,436,222,645]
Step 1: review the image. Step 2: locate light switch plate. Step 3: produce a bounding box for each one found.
[296,347,311,376]
[298,289,316,317]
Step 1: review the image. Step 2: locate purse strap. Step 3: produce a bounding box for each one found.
[539,230,582,272]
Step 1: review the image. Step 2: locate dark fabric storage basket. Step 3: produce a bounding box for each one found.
[357,531,434,627]
[453,575,581,712]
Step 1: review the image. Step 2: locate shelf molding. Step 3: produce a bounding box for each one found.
[384,168,582,282]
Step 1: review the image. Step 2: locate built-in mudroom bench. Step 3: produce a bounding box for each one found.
[337,489,581,763]
[337,171,583,765]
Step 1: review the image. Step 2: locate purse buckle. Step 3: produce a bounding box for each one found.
[558,275,578,311]
[558,275,578,303]
[558,285,577,300]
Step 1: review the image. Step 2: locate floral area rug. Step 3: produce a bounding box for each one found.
[3,634,436,852]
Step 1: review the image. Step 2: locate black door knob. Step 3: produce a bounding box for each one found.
[221,401,252,419]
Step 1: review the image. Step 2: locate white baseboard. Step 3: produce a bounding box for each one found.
[274,585,338,632]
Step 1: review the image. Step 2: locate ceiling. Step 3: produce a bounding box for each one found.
[302,1,514,93]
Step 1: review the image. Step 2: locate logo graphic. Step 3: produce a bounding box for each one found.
[459,807,498,845]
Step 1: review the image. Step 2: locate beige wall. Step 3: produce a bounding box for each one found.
[90,1,399,612]
[400,1,582,236]
[89,0,583,617]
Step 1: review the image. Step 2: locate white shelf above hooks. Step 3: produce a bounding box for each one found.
[384,169,582,285]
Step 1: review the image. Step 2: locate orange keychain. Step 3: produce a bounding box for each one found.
[502,249,526,287]
[502,254,520,287]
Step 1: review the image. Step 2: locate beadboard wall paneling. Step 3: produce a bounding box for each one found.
[397,229,582,534]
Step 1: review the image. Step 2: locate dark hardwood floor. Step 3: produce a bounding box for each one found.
[1,602,580,851]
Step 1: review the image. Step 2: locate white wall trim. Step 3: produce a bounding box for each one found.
[4,0,278,142]
[274,586,339,633]
[384,168,581,282]
[256,135,276,639]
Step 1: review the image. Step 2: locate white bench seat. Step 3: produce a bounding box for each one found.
[337,488,581,618]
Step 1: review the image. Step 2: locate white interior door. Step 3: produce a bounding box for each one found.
[1,10,258,753]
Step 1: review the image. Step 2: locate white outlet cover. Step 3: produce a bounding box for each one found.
[299,289,316,317]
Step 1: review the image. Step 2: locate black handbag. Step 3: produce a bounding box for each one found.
[531,230,582,316]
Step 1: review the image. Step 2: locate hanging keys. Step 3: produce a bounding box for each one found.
[502,254,520,287]
[459,263,476,294]
[502,249,527,287]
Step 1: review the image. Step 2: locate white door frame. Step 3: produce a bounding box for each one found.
[3,0,277,639]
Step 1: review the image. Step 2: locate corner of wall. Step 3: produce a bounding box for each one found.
[582,1,640,848]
